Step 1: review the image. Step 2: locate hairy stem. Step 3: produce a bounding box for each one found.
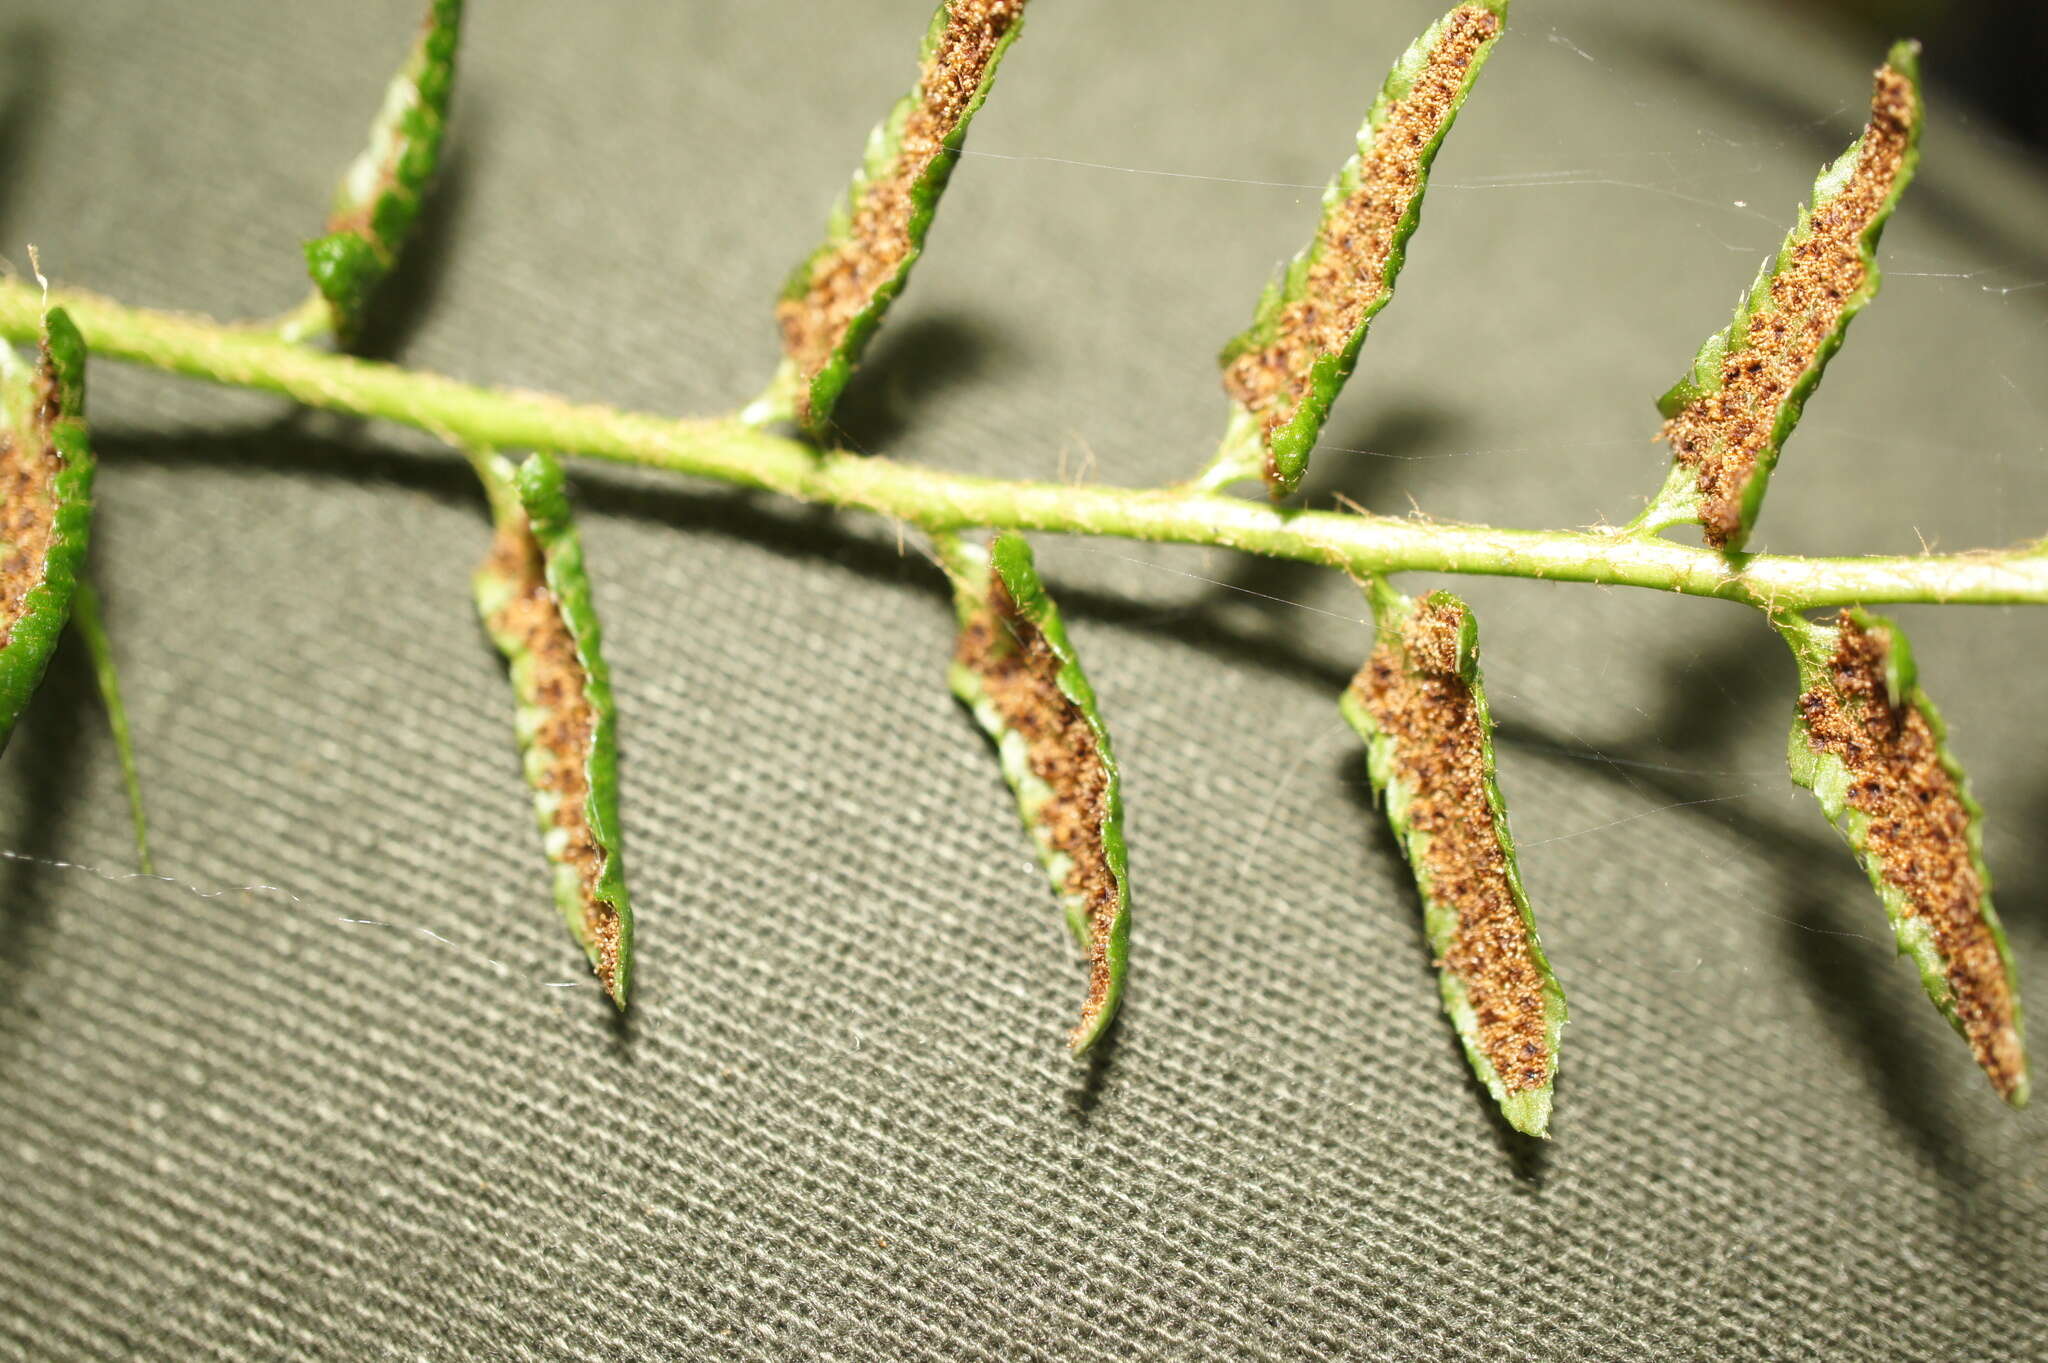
[1,278,2040,609]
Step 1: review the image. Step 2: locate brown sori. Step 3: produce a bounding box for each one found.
[1797,611,2024,1099]
[0,366,63,649]
[955,575,1119,1041]
[777,0,1026,413]
[1352,596,1555,1098]
[1222,4,1500,459]
[1660,60,1917,547]
[481,511,623,999]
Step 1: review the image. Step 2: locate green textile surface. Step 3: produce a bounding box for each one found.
[4,1,2047,1358]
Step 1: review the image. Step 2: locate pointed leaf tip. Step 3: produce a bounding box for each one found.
[1340,585,1566,1135]
[774,1,1030,439]
[1647,50,1921,549]
[473,450,634,1008]
[943,531,1130,1054]
[1780,609,2026,1105]
[1215,3,1507,497]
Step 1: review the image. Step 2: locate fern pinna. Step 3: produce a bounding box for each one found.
[0,2,2032,1137]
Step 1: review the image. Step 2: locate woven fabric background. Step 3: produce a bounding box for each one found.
[3,1,2047,1358]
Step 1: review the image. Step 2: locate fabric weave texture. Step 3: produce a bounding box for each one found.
[2,1,2046,1358]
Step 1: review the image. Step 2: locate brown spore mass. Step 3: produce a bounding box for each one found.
[1798,613,2022,1098]
[0,360,63,652]
[486,520,622,998]
[1221,5,1499,474]
[777,0,1025,411]
[1661,64,1915,547]
[957,576,1117,1042]
[1353,598,1552,1092]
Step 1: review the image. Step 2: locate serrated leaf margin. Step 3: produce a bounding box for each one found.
[1216,1,1508,496]
[304,0,464,341]
[1641,42,1923,547]
[473,450,634,1007]
[1776,606,2026,1104]
[1339,579,1566,1135]
[774,1,1028,438]
[944,531,1130,1054]
[0,307,93,749]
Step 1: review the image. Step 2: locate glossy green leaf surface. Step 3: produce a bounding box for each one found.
[0,306,93,752]
[473,450,634,1008]
[1213,1,1507,496]
[771,1,1028,439]
[943,531,1130,1055]
[1639,43,1921,548]
[303,0,464,341]
[1777,607,2026,1104]
[1340,579,1565,1136]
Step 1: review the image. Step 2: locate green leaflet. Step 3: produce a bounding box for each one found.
[473,451,634,1009]
[942,531,1130,1055]
[1339,579,1565,1136]
[1211,1,1507,497]
[4,311,150,870]
[1639,43,1922,549]
[1777,607,2026,1105]
[0,306,93,752]
[71,580,152,875]
[300,0,464,342]
[768,1,1029,438]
